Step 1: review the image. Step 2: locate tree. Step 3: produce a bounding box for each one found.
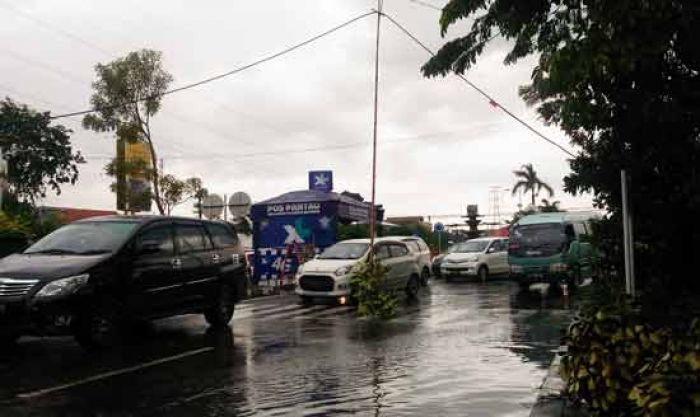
[0,99,84,202]
[83,49,173,214]
[538,198,562,213]
[511,163,553,207]
[159,174,207,216]
[423,1,700,292]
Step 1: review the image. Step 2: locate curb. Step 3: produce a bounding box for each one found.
[530,348,567,417]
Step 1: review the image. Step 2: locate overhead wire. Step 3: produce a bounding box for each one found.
[48,11,376,120]
[381,12,576,157]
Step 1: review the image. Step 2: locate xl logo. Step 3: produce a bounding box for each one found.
[283,218,312,244]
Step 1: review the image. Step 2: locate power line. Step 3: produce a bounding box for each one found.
[48,11,376,120]
[0,0,113,58]
[382,13,576,158]
[81,122,506,161]
[406,0,443,12]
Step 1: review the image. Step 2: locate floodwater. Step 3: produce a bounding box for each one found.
[0,280,573,416]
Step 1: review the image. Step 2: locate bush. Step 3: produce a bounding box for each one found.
[562,294,700,416]
[349,260,398,320]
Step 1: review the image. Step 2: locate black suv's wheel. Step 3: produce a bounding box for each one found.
[72,300,123,350]
[405,274,420,299]
[420,268,430,287]
[0,333,19,349]
[205,285,235,327]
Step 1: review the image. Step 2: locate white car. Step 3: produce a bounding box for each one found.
[441,237,509,282]
[295,237,422,304]
[391,236,432,286]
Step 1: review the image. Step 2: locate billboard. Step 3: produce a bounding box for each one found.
[308,170,333,193]
[116,139,153,212]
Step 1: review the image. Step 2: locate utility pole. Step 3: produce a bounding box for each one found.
[368,0,383,259]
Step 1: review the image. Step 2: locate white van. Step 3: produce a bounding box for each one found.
[295,238,422,304]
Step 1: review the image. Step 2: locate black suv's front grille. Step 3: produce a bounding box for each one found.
[0,278,39,298]
[299,275,334,292]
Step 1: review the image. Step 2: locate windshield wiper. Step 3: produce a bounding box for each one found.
[77,249,111,255]
[26,248,80,255]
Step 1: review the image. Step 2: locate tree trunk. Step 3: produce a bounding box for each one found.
[531,191,536,207]
[145,138,164,215]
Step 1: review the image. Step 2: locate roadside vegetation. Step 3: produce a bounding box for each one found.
[425,0,700,415]
[349,260,398,320]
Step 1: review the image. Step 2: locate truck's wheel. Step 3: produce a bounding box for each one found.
[205,285,235,327]
[518,281,531,293]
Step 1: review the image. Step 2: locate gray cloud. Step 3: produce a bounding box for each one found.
[0,0,591,220]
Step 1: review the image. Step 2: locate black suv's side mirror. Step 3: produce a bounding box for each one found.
[138,240,161,255]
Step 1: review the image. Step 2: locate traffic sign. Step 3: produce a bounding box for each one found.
[434,222,445,233]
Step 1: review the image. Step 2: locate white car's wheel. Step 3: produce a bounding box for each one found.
[478,265,489,282]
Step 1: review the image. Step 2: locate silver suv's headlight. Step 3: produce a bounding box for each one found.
[35,274,89,298]
[334,265,352,277]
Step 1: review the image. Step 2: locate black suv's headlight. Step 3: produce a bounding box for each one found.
[35,274,89,299]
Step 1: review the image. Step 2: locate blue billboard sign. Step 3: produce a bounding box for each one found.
[308,170,333,193]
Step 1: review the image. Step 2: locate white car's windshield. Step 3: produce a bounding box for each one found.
[25,221,140,255]
[319,242,369,260]
[452,240,489,253]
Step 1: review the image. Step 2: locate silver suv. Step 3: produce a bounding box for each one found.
[391,236,432,286]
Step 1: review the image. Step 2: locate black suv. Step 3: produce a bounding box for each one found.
[0,216,247,349]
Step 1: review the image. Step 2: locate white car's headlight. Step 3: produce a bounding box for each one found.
[334,266,352,277]
[35,274,89,298]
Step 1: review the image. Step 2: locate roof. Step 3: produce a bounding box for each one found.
[338,237,409,244]
[515,212,600,226]
[254,189,365,206]
[38,207,118,224]
[74,215,224,224]
[465,236,503,242]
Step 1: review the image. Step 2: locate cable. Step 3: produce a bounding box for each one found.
[49,11,376,120]
[0,0,113,58]
[81,122,506,161]
[406,0,443,12]
[382,13,576,157]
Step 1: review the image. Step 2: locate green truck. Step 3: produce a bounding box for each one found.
[508,212,600,290]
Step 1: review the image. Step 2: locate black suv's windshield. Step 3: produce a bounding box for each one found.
[25,221,140,255]
[509,223,566,257]
[453,240,489,253]
[318,242,369,260]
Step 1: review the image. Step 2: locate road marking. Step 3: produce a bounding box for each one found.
[16,347,214,400]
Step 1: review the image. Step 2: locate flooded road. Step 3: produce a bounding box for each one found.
[0,280,573,416]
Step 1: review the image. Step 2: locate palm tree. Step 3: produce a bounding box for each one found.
[539,198,562,213]
[512,164,554,207]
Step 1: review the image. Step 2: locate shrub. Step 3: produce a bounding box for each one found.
[349,260,398,320]
[562,297,700,416]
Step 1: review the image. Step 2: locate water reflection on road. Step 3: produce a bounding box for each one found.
[0,281,574,416]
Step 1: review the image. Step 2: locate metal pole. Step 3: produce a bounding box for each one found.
[621,169,634,296]
[438,231,442,253]
[368,1,382,259]
[224,194,228,222]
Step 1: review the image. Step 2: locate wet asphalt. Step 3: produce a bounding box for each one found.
[0,279,575,416]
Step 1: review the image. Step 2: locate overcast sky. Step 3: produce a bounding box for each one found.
[0,0,594,224]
